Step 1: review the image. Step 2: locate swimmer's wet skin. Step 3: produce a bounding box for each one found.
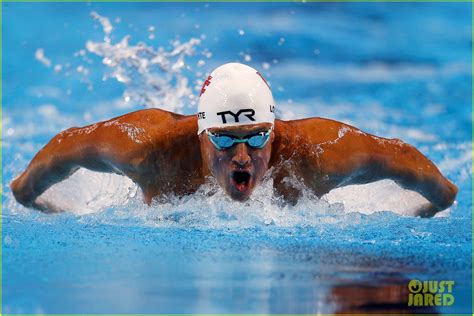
[10,63,458,217]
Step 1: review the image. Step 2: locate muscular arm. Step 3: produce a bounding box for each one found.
[11,109,202,212]
[272,118,457,217]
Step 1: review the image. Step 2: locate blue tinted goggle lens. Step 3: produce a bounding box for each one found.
[207,129,272,149]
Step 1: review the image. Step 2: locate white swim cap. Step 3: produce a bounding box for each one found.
[197,63,275,134]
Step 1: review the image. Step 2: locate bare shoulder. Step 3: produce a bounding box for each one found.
[91,108,198,144]
[273,117,365,154]
[272,116,408,173]
[106,109,202,200]
[102,108,192,128]
[275,117,370,143]
[53,108,199,172]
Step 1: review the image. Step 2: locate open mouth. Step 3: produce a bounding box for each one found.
[231,171,251,192]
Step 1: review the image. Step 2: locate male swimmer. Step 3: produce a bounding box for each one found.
[11,63,457,217]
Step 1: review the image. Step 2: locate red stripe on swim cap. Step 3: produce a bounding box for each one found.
[200,75,213,96]
[256,71,270,90]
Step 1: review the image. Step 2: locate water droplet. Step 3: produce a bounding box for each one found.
[262,62,270,70]
[278,37,285,46]
[244,54,252,62]
[238,29,245,36]
[264,218,275,226]
[34,48,51,67]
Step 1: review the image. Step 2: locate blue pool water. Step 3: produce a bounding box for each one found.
[2,2,472,314]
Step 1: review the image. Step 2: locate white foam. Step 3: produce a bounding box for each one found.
[24,166,443,227]
[90,11,113,42]
[325,180,430,217]
[84,12,201,113]
[37,168,138,215]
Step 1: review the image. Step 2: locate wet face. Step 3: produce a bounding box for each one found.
[199,123,274,201]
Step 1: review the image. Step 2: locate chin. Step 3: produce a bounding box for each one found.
[228,189,252,202]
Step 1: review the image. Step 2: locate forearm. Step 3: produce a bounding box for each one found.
[287,118,457,214]
[376,141,457,211]
[11,133,82,206]
[11,162,79,207]
[10,127,115,207]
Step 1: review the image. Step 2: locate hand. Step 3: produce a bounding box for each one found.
[433,177,458,211]
[11,172,35,208]
[414,202,443,218]
[415,178,458,217]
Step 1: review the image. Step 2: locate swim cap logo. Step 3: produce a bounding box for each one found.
[408,279,455,307]
[200,75,213,96]
[216,109,256,124]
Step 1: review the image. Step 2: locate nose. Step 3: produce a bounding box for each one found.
[232,143,251,168]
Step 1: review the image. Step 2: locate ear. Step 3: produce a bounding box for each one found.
[198,132,207,144]
[198,132,213,155]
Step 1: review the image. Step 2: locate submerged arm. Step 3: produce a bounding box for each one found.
[275,118,457,216]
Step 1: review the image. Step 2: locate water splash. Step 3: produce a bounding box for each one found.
[33,12,203,113]
[34,48,52,67]
[85,11,201,112]
[6,162,454,229]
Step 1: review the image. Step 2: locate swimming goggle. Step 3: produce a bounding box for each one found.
[206,127,273,150]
